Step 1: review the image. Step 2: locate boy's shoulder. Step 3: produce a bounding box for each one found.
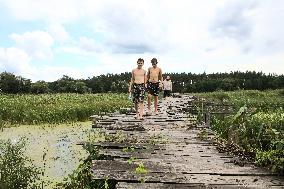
[132,68,146,72]
[141,68,147,74]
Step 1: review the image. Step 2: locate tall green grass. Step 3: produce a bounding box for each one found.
[196,89,284,111]
[0,93,131,125]
[195,90,284,172]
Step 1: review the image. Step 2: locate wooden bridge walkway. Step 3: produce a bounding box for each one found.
[90,95,284,189]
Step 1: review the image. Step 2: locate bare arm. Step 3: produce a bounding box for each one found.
[146,68,150,82]
[159,68,163,82]
[129,70,134,93]
[144,70,147,85]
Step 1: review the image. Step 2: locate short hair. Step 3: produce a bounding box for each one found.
[151,58,158,63]
[137,58,144,63]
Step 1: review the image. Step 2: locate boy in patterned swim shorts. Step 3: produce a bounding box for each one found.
[129,58,146,119]
[147,58,163,115]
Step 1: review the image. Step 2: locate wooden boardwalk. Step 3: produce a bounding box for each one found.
[90,95,284,189]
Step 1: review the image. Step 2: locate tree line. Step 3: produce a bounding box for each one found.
[0,71,283,94]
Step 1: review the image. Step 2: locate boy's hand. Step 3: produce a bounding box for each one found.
[128,93,132,101]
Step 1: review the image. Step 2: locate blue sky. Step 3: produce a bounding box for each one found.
[0,0,284,82]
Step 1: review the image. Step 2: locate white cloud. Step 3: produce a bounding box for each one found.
[47,23,70,44]
[56,46,84,55]
[30,65,93,82]
[10,31,54,60]
[245,1,284,55]
[0,47,33,76]
[3,0,284,55]
[79,36,102,53]
[56,36,102,56]
[82,1,223,54]
[200,53,283,76]
[0,46,95,82]
[2,0,80,23]
[1,0,284,81]
[211,1,255,40]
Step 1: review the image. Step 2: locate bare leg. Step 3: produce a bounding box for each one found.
[147,93,152,113]
[134,103,138,118]
[139,102,144,119]
[154,96,158,114]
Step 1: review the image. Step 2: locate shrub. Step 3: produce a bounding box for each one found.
[0,138,41,189]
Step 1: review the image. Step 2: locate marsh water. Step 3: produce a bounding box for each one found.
[0,121,92,188]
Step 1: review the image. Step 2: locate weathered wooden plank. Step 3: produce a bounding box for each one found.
[92,169,284,186]
[88,96,284,188]
[116,182,284,189]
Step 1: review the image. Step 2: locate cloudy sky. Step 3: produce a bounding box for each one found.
[0,0,283,82]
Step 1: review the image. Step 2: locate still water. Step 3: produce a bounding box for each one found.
[0,121,92,188]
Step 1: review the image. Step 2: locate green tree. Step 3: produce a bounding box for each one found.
[219,78,239,91]
[0,72,21,93]
[31,80,50,94]
[74,81,90,94]
[55,75,76,93]
[0,72,31,94]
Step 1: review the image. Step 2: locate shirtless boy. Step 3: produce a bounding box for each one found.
[147,58,163,115]
[129,58,147,119]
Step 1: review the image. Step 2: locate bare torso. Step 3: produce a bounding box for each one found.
[132,68,146,84]
[148,67,162,83]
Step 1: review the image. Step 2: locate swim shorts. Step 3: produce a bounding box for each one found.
[147,82,160,96]
[132,83,145,103]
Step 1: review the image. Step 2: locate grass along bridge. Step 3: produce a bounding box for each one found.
[88,95,284,189]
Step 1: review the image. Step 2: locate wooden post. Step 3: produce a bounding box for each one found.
[201,99,204,124]
[205,110,210,127]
